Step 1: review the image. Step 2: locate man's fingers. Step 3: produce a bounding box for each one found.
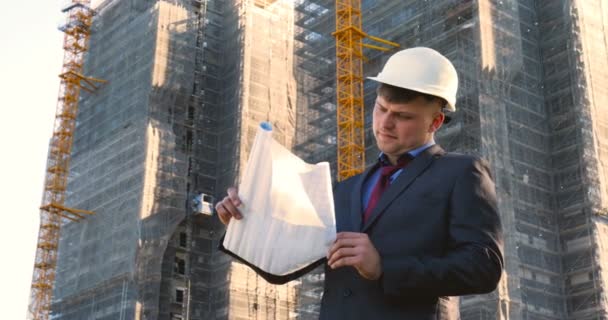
[328,232,369,258]
[327,247,359,266]
[217,211,231,225]
[215,199,242,226]
[329,256,361,269]
[215,202,232,225]
[214,187,244,226]
[335,232,367,240]
[327,232,382,280]
[220,196,242,219]
[227,187,241,206]
[327,238,363,259]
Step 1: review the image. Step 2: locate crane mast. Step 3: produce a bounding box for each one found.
[28,1,104,319]
[333,0,398,181]
[334,0,365,181]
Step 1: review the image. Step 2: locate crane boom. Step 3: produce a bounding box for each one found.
[28,2,104,319]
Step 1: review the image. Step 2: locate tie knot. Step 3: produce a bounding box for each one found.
[379,154,413,178]
[380,165,402,178]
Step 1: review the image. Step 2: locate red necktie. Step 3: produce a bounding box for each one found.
[363,155,413,223]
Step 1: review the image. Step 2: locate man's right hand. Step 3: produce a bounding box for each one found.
[215,187,243,225]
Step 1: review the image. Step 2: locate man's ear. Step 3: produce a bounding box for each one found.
[429,112,445,133]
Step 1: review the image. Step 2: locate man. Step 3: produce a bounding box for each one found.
[216,47,504,319]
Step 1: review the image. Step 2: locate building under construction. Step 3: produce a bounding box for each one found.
[295,0,608,319]
[40,0,608,319]
[47,0,317,319]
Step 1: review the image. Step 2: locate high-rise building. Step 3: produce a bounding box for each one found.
[48,0,306,319]
[294,0,608,319]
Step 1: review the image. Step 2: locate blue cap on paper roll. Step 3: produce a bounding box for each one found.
[260,122,272,131]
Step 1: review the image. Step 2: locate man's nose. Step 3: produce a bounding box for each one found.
[380,112,395,128]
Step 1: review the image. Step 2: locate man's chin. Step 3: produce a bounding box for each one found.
[378,143,412,155]
[378,146,401,156]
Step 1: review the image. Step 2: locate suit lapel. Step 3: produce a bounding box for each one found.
[361,145,446,232]
[350,163,379,232]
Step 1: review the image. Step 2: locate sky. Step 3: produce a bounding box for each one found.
[0,0,99,317]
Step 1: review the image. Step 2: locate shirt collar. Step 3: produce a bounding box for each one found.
[377,139,436,166]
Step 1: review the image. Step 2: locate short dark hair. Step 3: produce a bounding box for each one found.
[376,83,447,108]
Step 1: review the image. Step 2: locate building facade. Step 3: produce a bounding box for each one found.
[49,0,306,319]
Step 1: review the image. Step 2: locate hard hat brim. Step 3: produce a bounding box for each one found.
[367,76,456,112]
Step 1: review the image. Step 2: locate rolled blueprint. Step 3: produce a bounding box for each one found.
[220,122,336,283]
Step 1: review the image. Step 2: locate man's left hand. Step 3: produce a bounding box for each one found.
[327,232,382,280]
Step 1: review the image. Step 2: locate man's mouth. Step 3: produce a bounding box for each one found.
[377,131,396,139]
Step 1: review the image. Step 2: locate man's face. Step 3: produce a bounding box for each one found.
[372,95,444,163]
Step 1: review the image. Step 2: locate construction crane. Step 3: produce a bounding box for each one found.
[28,1,105,319]
[333,0,399,181]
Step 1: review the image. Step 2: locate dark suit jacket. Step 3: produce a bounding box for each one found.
[320,144,504,320]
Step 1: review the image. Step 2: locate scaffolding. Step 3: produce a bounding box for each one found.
[47,0,312,319]
[49,0,232,318]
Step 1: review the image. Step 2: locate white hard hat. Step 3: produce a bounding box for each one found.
[367,47,458,112]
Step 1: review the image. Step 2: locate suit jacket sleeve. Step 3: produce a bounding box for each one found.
[381,157,504,297]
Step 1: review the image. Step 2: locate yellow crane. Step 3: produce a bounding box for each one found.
[28,1,105,319]
[333,0,399,181]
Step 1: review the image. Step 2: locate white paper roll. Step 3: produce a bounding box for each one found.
[223,122,336,276]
